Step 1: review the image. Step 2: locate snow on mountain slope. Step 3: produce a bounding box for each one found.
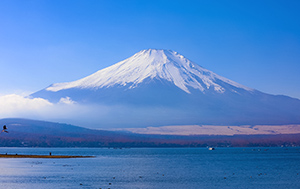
[46,49,253,94]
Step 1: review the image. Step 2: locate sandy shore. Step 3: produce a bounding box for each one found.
[0,154,95,158]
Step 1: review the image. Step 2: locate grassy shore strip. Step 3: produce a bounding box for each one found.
[0,154,95,158]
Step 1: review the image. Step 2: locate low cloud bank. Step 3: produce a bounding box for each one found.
[0,94,53,116]
[0,94,133,128]
[0,94,84,124]
[0,94,202,129]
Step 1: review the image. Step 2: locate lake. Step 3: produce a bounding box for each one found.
[0,147,299,189]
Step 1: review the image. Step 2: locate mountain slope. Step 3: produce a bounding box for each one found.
[31,49,300,127]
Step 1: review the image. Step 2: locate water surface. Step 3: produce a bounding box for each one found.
[0,147,299,189]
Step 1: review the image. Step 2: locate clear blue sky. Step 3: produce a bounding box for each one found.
[1,0,300,99]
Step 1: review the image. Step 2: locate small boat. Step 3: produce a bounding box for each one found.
[208,147,215,150]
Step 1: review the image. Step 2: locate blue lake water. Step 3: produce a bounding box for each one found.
[0,147,299,189]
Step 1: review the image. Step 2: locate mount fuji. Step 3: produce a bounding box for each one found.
[32,49,300,127]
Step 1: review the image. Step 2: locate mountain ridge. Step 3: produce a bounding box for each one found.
[1,118,300,147]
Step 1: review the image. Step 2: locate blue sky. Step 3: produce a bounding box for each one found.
[1,0,300,99]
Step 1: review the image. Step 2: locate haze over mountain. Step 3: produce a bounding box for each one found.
[32,49,300,127]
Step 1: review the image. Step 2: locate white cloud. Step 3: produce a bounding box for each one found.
[0,94,183,129]
[59,96,76,105]
[0,94,53,117]
[0,94,84,119]
[0,94,107,127]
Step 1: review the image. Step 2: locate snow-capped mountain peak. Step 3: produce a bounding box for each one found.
[32,49,300,127]
[46,49,252,93]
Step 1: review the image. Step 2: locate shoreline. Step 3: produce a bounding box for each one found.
[0,154,95,158]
